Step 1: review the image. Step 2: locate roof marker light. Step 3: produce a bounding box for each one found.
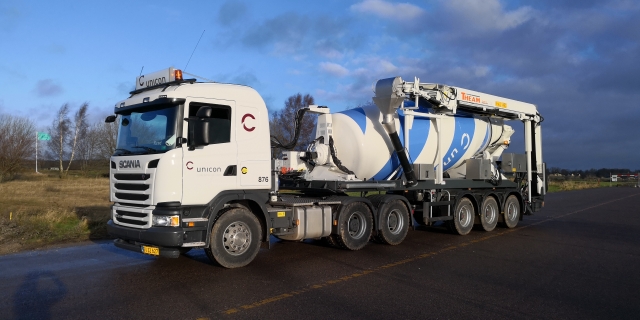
[174,69,183,81]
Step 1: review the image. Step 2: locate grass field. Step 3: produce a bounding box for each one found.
[0,171,637,256]
[0,172,111,255]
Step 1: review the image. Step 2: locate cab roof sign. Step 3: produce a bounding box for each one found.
[136,67,177,91]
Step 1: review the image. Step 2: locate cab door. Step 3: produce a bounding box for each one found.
[182,99,239,205]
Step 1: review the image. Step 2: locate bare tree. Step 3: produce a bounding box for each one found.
[270,93,316,155]
[77,121,101,169]
[65,103,88,173]
[96,121,118,159]
[48,104,71,178]
[0,115,35,181]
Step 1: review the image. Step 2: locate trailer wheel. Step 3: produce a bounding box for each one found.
[336,202,373,251]
[377,200,409,245]
[450,197,475,235]
[480,197,499,232]
[503,195,520,228]
[205,208,262,268]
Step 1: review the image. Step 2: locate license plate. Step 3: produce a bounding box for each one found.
[142,246,159,256]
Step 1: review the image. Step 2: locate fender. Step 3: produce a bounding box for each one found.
[204,189,271,246]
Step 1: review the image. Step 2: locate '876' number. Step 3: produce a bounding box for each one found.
[258,176,269,183]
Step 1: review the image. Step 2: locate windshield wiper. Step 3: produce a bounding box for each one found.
[114,148,133,155]
[132,146,160,153]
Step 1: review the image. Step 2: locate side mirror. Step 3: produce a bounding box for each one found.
[105,115,116,123]
[187,120,210,150]
[186,109,211,150]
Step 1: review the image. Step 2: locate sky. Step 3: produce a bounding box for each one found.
[1,0,639,170]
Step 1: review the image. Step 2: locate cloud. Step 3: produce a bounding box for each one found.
[34,79,63,97]
[319,62,349,77]
[439,0,535,33]
[230,12,352,57]
[350,0,425,21]
[241,13,309,54]
[217,1,248,26]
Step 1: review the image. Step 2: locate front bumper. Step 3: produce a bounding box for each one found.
[113,239,181,258]
[107,219,184,246]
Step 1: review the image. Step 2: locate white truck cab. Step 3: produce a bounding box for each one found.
[107,68,272,265]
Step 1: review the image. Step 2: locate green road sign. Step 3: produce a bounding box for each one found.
[37,132,51,141]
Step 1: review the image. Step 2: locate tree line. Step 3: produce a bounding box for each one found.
[0,93,317,182]
[548,167,640,178]
[0,103,117,181]
[4,97,637,183]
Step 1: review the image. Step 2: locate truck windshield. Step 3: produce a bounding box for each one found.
[115,105,179,155]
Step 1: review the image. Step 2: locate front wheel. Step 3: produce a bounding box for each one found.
[205,207,262,268]
[503,195,520,228]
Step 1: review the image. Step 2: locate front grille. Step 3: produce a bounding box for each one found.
[116,210,146,218]
[113,205,152,229]
[115,183,149,191]
[111,160,156,219]
[114,173,150,180]
[115,193,149,201]
[117,217,147,226]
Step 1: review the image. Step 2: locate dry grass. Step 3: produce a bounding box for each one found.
[548,179,637,192]
[0,172,111,255]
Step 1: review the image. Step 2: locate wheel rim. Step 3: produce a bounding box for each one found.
[458,204,472,228]
[387,209,404,235]
[222,221,252,256]
[484,203,496,224]
[348,211,367,239]
[506,202,518,221]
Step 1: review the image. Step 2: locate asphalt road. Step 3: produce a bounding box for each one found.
[1,187,639,320]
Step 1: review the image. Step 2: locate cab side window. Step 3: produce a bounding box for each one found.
[189,102,231,144]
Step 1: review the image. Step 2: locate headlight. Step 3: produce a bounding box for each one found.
[152,215,180,227]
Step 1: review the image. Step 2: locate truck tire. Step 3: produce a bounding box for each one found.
[205,207,262,268]
[449,197,475,235]
[377,200,409,245]
[336,202,373,251]
[503,195,520,228]
[479,197,499,232]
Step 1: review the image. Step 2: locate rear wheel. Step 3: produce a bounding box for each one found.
[377,200,409,245]
[449,197,475,235]
[503,195,520,228]
[336,202,373,251]
[205,207,262,268]
[480,197,499,232]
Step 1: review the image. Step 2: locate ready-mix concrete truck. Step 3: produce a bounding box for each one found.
[106,67,545,268]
